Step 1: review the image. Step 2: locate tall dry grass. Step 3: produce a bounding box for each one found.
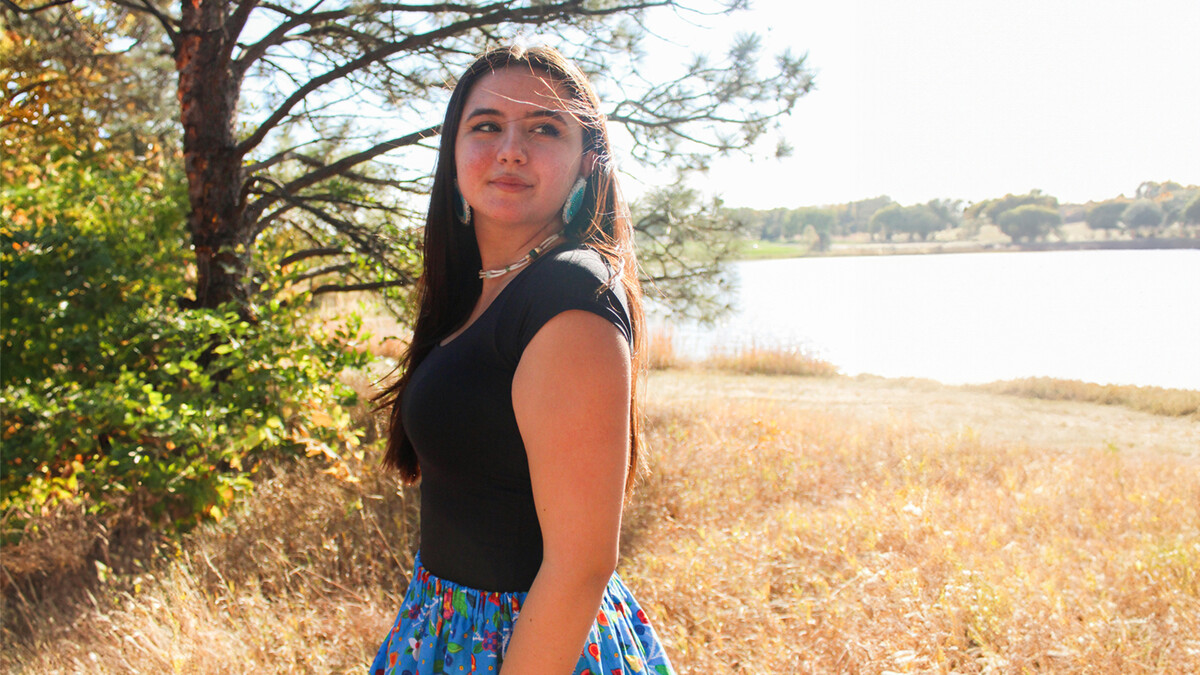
[645,326,682,371]
[643,327,840,377]
[702,343,839,377]
[622,398,1200,673]
[4,374,1199,673]
[313,291,410,363]
[975,377,1200,420]
[1,450,418,674]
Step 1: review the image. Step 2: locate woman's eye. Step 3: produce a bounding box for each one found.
[532,123,561,137]
[471,121,500,132]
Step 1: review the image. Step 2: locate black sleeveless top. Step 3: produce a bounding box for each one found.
[401,246,633,591]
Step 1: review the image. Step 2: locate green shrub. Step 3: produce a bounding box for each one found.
[1,152,369,539]
[1122,199,1165,230]
[996,204,1061,242]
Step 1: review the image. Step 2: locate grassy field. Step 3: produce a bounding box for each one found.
[633,372,1199,673]
[3,363,1198,673]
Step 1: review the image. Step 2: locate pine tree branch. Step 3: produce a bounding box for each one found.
[2,0,73,14]
[232,1,352,77]
[248,150,421,188]
[279,125,439,195]
[105,0,180,49]
[293,261,354,283]
[234,0,672,155]
[251,178,413,280]
[222,0,261,64]
[279,247,346,267]
[310,280,407,296]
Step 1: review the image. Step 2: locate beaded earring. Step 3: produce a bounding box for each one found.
[562,176,587,225]
[454,182,472,226]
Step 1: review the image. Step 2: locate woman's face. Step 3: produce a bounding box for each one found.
[455,66,590,233]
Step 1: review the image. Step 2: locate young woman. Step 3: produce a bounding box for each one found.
[370,45,676,675]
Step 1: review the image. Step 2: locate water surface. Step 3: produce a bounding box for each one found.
[653,249,1200,389]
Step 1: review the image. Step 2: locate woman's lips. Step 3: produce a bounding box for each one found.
[489,176,531,192]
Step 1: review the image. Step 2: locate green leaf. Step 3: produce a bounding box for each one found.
[452,589,470,615]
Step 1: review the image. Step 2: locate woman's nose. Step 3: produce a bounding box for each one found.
[496,129,526,164]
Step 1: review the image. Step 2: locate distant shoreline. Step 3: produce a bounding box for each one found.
[739,237,1200,260]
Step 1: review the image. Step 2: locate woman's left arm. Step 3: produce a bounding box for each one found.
[501,308,632,675]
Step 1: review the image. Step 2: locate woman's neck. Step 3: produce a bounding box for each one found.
[474,220,564,279]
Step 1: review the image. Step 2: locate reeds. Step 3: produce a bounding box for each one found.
[645,325,681,371]
[701,343,839,377]
[976,376,1200,419]
[644,326,839,377]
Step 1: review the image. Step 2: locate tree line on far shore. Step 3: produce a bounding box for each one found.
[727,181,1200,249]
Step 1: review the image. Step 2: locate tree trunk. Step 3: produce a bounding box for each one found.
[177,0,247,310]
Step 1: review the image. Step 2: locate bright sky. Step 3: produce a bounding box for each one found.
[622,0,1200,208]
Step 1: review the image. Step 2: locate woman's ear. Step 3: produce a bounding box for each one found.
[580,150,599,179]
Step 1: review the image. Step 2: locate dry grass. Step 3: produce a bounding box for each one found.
[644,327,838,377]
[313,292,409,363]
[622,397,1200,673]
[5,373,1199,673]
[701,343,839,377]
[975,377,1200,420]
[355,314,409,363]
[1,451,418,674]
[645,326,682,371]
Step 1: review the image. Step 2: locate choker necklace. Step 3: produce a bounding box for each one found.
[479,233,562,279]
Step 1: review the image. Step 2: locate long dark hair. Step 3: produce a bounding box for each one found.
[378,44,646,490]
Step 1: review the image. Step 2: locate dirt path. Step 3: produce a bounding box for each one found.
[646,370,1200,458]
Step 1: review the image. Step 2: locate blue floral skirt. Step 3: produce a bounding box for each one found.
[370,554,675,674]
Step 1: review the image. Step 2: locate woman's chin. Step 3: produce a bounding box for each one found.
[475,212,560,232]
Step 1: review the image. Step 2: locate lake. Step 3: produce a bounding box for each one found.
[650,249,1200,390]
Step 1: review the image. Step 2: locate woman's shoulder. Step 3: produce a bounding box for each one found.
[529,245,614,282]
[497,244,631,354]
[523,245,625,300]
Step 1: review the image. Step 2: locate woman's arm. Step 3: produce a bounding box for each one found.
[502,309,632,675]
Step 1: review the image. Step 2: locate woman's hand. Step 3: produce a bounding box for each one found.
[503,309,632,674]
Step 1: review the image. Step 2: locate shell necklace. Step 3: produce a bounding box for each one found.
[478,232,562,279]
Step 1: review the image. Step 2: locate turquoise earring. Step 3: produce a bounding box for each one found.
[562,177,587,224]
[454,182,472,226]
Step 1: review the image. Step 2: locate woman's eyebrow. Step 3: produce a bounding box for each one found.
[523,109,567,124]
[464,107,567,123]
[464,107,503,120]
